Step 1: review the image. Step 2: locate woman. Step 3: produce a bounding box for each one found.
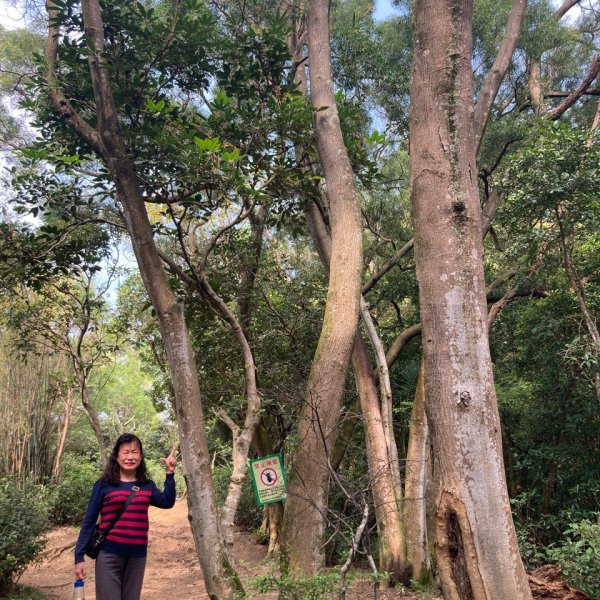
[74,433,177,600]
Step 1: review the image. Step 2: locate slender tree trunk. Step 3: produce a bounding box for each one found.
[409,1,532,598]
[360,299,403,496]
[281,0,363,574]
[558,218,600,401]
[403,361,431,583]
[44,1,243,596]
[196,275,262,552]
[284,0,405,580]
[353,337,410,585]
[52,388,74,478]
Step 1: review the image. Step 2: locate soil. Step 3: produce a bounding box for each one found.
[19,500,437,599]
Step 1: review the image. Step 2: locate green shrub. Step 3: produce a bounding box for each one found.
[0,479,50,596]
[50,454,100,525]
[544,517,600,599]
[247,570,339,599]
[2,585,46,599]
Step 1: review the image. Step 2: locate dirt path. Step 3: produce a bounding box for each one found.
[20,500,434,599]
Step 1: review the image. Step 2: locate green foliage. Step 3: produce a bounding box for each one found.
[247,570,339,599]
[501,122,600,231]
[494,287,600,553]
[49,455,99,526]
[0,480,49,596]
[331,1,411,132]
[92,350,164,444]
[0,585,46,600]
[545,518,600,598]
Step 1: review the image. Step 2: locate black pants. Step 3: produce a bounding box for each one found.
[95,550,147,600]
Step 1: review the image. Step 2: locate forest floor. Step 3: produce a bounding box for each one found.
[19,499,440,599]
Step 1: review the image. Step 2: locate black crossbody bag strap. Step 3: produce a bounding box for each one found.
[97,485,139,542]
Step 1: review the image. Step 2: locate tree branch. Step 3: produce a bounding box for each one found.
[549,54,600,120]
[44,0,103,154]
[473,0,527,153]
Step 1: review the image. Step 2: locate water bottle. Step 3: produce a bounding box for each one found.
[73,579,85,599]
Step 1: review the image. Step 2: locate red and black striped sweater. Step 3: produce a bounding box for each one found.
[74,475,175,563]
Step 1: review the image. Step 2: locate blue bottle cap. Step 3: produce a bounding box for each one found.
[74,580,84,587]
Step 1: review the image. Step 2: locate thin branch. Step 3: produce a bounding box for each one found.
[549,54,600,120]
[361,239,414,295]
[200,199,257,268]
[555,0,583,20]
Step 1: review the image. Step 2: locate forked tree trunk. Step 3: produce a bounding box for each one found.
[409,1,532,598]
[286,4,405,578]
[280,0,363,574]
[306,203,410,585]
[45,1,242,596]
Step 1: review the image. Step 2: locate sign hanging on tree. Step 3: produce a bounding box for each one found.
[249,453,287,505]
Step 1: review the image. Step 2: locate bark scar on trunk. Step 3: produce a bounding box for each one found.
[436,490,485,600]
[447,512,474,599]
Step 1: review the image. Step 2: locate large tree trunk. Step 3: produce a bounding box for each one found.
[44,1,242,596]
[280,0,363,574]
[409,1,532,599]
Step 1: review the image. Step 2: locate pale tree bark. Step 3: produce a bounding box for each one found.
[360,298,402,496]
[195,274,261,551]
[353,337,409,584]
[403,361,431,584]
[52,387,75,478]
[528,60,546,116]
[409,1,532,598]
[281,0,363,574]
[45,1,241,596]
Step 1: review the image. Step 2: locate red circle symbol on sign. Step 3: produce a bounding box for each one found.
[260,468,277,486]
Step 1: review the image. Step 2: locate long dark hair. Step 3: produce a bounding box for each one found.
[101,433,151,486]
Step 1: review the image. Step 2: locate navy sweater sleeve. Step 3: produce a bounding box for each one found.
[150,473,176,508]
[74,479,105,563]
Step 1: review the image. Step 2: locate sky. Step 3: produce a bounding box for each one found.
[0,0,22,30]
[0,0,402,31]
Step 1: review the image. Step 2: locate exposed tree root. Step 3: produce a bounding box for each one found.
[528,565,589,600]
[42,541,75,561]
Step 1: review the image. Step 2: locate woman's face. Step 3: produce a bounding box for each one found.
[117,441,142,477]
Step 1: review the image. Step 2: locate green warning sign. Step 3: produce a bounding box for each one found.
[249,453,287,506]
